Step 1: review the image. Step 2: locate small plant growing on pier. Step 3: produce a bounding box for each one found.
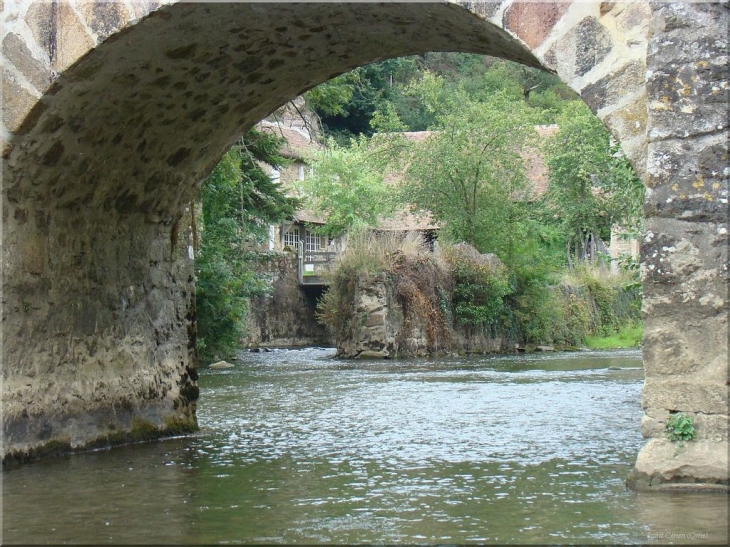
[665,413,696,444]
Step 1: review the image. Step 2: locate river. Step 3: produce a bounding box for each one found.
[2,348,727,544]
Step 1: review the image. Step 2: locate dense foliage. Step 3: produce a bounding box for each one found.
[303,52,643,348]
[296,136,396,237]
[544,101,645,266]
[305,54,577,141]
[195,130,298,363]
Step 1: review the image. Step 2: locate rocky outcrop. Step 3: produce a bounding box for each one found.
[337,273,406,359]
[336,271,504,359]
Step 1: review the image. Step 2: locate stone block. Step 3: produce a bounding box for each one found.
[581,60,645,113]
[503,1,570,50]
[2,33,53,92]
[628,438,729,489]
[26,0,95,73]
[546,15,614,82]
[1,68,39,134]
[602,97,647,144]
[642,378,728,416]
[77,1,132,42]
[642,413,729,441]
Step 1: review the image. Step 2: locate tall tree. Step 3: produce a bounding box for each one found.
[544,101,644,266]
[195,129,299,362]
[298,135,396,237]
[401,88,536,265]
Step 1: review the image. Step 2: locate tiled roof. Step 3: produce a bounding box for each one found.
[257,119,321,161]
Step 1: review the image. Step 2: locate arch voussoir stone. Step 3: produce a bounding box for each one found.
[1,1,727,490]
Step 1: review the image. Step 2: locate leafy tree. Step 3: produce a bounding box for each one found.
[195,129,299,362]
[298,136,396,237]
[544,101,644,266]
[401,88,536,263]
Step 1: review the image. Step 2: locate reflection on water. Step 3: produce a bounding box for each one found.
[2,349,727,544]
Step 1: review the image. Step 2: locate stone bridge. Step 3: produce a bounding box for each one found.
[1,1,727,488]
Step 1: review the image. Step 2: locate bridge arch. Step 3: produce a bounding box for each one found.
[1,2,727,488]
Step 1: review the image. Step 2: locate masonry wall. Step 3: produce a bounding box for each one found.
[627,1,729,489]
[242,254,332,349]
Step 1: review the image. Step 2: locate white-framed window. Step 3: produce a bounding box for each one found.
[298,165,305,181]
[305,229,322,261]
[283,228,299,248]
[270,167,280,183]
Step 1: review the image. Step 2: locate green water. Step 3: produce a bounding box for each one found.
[2,349,727,544]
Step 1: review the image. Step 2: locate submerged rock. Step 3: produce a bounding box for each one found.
[356,350,390,359]
[209,360,234,369]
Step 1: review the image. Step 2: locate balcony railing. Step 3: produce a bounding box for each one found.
[297,241,337,285]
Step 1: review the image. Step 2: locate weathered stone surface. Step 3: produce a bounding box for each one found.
[503,1,570,50]
[1,68,39,133]
[572,17,614,77]
[2,32,53,92]
[642,413,729,442]
[602,96,647,143]
[632,0,729,491]
[242,254,331,348]
[627,438,728,490]
[77,1,132,42]
[25,0,95,72]
[581,60,645,113]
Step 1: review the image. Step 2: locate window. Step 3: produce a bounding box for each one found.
[283,228,299,248]
[305,229,321,261]
[298,165,305,181]
[270,167,280,183]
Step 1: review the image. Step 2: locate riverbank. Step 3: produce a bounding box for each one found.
[317,234,642,359]
[585,323,643,350]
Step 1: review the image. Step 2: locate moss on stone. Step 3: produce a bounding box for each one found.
[2,438,73,469]
[2,413,199,468]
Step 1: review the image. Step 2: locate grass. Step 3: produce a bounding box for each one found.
[585,322,643,349]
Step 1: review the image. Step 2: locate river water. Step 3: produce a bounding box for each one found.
[2,348,727,544]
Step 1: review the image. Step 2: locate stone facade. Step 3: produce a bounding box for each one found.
[242,253,332,349]
[1,2,726,489]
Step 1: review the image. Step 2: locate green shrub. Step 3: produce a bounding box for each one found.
[666,413,696,444]
[441,243,511,328]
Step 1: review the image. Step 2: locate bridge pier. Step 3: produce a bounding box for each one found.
[1,201,199,463]
[627,1,728,490]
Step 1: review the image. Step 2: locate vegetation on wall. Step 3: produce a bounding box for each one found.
[195,130,299,363]
[316,232,641,353]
